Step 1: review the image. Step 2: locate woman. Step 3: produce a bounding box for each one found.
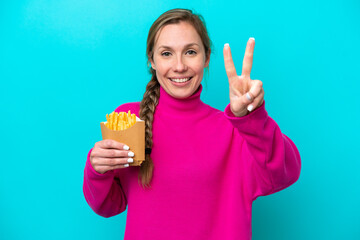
[83,8,301,240]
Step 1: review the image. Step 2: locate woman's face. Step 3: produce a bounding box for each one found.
[150,21,210,99]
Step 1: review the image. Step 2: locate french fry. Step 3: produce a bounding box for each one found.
[112,113,116,130]
[108,112,112,130]
[114,112,118,130]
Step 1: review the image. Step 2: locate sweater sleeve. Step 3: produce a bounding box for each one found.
[224,101,301,201]
[82,102,139,217]
[83,148,127,217]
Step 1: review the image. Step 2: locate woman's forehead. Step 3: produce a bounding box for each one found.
[154,22,203,49]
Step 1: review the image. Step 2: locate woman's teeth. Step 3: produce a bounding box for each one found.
[170,77,191,83]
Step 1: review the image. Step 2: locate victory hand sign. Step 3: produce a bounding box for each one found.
[223,38,264,117]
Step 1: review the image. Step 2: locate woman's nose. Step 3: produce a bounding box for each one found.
[173,56,188,72]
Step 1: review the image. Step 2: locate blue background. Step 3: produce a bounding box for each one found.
[1,0,359,239]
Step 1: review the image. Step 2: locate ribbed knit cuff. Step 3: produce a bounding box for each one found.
[224,101,268,135]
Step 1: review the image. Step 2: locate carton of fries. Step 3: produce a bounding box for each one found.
[100,111,145,166]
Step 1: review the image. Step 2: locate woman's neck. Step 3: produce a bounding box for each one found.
[156,85,204,117]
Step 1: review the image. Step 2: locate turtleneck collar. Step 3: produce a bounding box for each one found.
[156,84,205,116]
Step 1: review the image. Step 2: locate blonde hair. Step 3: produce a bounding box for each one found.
[138,8,211,189]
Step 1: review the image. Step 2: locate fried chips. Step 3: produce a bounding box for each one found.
[105,110,137,131]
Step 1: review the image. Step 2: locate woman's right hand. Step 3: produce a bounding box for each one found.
[90,139,134,174]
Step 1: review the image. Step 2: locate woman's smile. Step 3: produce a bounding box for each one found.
[169,77,192,83]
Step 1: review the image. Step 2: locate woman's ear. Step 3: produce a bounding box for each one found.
[150,57,156,70]
[204,49,211,68]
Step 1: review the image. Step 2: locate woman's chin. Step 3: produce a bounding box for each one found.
[168,85,200,99]
[159,77,202,99]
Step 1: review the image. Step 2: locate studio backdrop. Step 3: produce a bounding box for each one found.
[1,0,359,239]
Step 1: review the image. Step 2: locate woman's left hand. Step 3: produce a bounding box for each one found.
[223,38,264,117]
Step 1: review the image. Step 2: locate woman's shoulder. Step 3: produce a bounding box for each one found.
[202,102,225,116]
[114,102,141,116]
[202,102,233,123]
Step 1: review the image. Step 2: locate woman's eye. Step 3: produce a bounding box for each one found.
[186,50,197,55]
[161,52,171,57]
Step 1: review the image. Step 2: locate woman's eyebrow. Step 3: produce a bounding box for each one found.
[158,43,200,49]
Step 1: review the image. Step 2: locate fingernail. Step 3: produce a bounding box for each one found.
[246,92,252,101]
[224,43,229,47]
[128,151,134,157]
[247,105,254,112]
[123,145,130,150]
[250,37,255,41]
[127,158,134,163]
[124,164,129,167]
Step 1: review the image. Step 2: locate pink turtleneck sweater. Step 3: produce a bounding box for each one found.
[83,85,301,240]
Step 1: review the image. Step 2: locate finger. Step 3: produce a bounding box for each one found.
[223,43,238,79]
[95,157,134,166]
[94,164,130,174]
[247,80,263,101]
[247,88,264,112]
[97,139,130,150]
[92,148,134,158]
[232,88,255,111]
[241,37,255,78]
